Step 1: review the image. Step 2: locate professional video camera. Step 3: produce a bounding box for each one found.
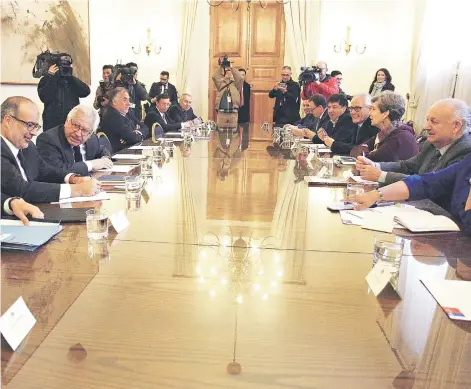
[218,54,231,68]
[32,50,73,78]
[109,64,138,87]
[298,66,321,85]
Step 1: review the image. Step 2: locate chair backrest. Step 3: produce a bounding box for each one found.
[152,123,164,143]
[96,131,113,154]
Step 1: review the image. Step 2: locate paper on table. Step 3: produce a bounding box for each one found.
[109,211,130,234]
[318,148,331,153]
[0,297,36,351]
[339,210,363,226]
[361,212,394,233]
[52,191,110,204]
[366,261,396,297]
[111,154,146,160]
[97,165,135,173]
[0,219,59,227]
[129,145,157,150]
[157,137,183,142]
[421,279,471,321]
[351,175,379,185]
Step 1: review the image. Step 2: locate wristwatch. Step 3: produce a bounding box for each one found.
[6,196,21,212]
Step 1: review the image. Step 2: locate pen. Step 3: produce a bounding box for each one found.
[362,152,365,157]
[371,201,396,208]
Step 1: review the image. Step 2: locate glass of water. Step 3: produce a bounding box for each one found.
[152,146,163,162]
[346,182,365,197]
[86,209,108,240]
[373,235,405,271]
[321,158,334,177]
[125,175,142,210]
[140,156,153,177]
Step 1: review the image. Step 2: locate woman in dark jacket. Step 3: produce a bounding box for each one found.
[368,68,395,97]
[351,91,418,162]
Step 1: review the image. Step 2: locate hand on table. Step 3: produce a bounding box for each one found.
[10,199,44,225]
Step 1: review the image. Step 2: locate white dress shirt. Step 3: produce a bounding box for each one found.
[75,143,93,172]
[1,135,73,199]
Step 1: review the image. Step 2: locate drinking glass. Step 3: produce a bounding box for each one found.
[373,235,405,272]
[140,156,153,177]
[164,139,174,157]
[125,176,142,210]
[346,182,365,197]
[86,209,108,240]
[320,158,334,177]
[88,239,111,264]
[152,146,163,162]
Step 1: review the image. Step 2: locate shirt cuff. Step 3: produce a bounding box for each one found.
[378,171,387,183]
[85,161,93,172]
[3,198,14,215]
[59,184,72,200]
[65,173,75,183]
[374,162,381,169]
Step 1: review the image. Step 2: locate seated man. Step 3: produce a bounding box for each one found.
[1,193,44,225]
[320,94,379,155]
[144,94,191,137]
[167,93,198,123]
[288,94,327,134]
[1,96,100,203]
[356,98,471,185]
[101,87,149,153]
[37,104,113,176]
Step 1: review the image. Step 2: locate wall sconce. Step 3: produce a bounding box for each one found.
[207,0,290,12]
[333,26,366,55]
[132,28,162,56]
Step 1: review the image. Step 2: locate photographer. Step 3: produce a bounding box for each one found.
[37,55,90,131]
[268,66,301,126]
[301,61,339,101]
[212,56,243,128]
[93,64,114,114]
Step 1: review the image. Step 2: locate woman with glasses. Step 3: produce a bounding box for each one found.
[350,91,418,162]
[368,68,395,97]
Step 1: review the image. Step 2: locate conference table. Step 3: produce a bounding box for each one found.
[2,124,471,389]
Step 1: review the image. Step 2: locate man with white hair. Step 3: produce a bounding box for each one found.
[357,98,471,185]
[37,104,113,175]
[167,93,198,123]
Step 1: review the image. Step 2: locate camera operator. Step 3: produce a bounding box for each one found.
[268,66,301,126]
[93,65,114,114]
[301,61,339,101]
[331,70,352,101]
[38,56,90,131]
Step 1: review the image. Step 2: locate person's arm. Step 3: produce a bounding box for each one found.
[346,181,411,210]
[367,135,401,162]
[148,83,158,101]
[231,68,244,90]
[268,88,279,99]
[316,78,339,97]
[68,76,91,98]
[37,74,59,103]
[134,81,148,100]
[168,106,184,123]
[212,66,225,90]
[93,85,102,110]
[460,189,471,235]
[4,197,44,225]
[283,83,300,104]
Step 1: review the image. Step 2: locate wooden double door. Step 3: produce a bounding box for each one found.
[208,1,286,126]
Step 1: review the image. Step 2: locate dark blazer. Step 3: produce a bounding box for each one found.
[380,133,471,185]
[269,79,301,125]
[351,123,419,162]
[238,81,251,123]
[144,107,182,134]
[330,118,379,155]
[38,74,90,131]
[102,107,149,153]
[36,125,112,176]
[168,104,197,123]
[313,110,357,144]
[149,82,178,104]
[293,114,318,131]
[1,192,10,216]
[1,138,68,203]
[126,81,148,122]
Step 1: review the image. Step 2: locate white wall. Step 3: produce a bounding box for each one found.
[317,0,415,97]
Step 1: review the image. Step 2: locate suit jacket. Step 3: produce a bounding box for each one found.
[293,114,318,131]
[380,133,471,185]
[167,104,197,123]
[1,138,68,203]
[149,82,178,104]
[330,118,379,155]
[313,111,357,144]
[351,123,419,162]
[1,192,10,216]
[144,107,182,135]
[102,107,149,153]
[238,81,251,123]
[36,125,112,176]
[269,78,301,125]
[212,66,244,111]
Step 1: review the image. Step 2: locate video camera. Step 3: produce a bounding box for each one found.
[298,66,321,85]
[32,50,73,78]
[109,64,138,87]
[218,54,231,68]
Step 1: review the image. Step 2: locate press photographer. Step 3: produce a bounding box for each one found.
[93,64,114,113]
[268,66,301,126]
[35,50,90,131]
[300,61,339,100]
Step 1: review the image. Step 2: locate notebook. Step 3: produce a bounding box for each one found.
[2,208,91,223]
[0,224,63,251]
[98,175,127,184]
[394,211,460,232]
[304,176,348,186]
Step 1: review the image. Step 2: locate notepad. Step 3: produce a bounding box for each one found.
[421,279,471,321]
[394,211,460,232]
[0,224,63,251]
[98,175,127,184]
[52,191,110,204]
[129,145,157,150]
[111,154,146,160]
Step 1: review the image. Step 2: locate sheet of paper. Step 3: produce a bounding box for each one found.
[0,220,59,227]
[421,279,471,321]
[351,176,378,185]
[111,154,146,160]
[97,165,135,173]
[129,145,157,150]
[0,297,37,351]
[0,233,12,242]
[156,137,183,142]
[52,191,110,204]
[361,212,394,233]
[339,211,363,226]
[109,211,130,234]
[366,261,395,297]
[318,148,331,153]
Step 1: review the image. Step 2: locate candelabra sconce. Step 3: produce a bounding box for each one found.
[132,28,162,56]
[333,26,366,55]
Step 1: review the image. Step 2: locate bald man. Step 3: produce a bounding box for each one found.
[301,61,339,100]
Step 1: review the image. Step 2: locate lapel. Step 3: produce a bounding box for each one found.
[1,137,27,177]
[58,126,75,165]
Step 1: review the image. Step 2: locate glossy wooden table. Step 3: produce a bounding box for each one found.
[2,125,471,388]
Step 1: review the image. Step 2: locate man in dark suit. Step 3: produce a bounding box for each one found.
[237,69,251,124]
[288,94,327,134]
[101,87,149,153]
[144,94,192,138]
[268,66,301,126]
[149,71,178,105]
[1,97,100,203]
[1,193,44,225]
[320,94,379,154]
[357,98,471,185]
[167,93,198,123]
[36,104,113,176]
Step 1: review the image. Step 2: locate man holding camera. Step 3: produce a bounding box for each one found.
[269,66,301,126]
[121,62,148,122]
[301,61,339,101]
[38,57,90,131]
[93,65,114,114]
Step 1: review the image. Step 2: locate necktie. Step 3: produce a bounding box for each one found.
[240,85,244,108]
[73,146,83,162]
[17,150,30,181]
[162,113,167,124]
[429,149,441,170]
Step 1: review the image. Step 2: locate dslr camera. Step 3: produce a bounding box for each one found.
[32,50,73,78]
[110,64,138,87]
[298,66,321,85]
[218,54,231,68]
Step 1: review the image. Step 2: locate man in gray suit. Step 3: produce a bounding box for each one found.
[356,98,471,184]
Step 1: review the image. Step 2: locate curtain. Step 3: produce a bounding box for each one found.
[283,0,322,80]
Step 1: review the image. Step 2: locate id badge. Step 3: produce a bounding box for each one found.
[129,103,136,109]
[226,138,230,146]
[227,96,232,103]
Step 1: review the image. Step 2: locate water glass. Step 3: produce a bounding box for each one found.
[86,209,108,240]
[152,146,163,162]
[373,235,405,272]
[88,239,111,264]
[164,139,174,157]
[320,158,334,177]
[346,182,365,197]
[125,175,142,210]
[140,156,153,177]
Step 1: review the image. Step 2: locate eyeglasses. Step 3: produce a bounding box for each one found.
[9,115,42,132]
[349,106,368,113]
[70,120,93,137]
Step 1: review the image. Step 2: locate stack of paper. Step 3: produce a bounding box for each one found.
[97,165,135,173]
[111,154,146,160]
[1,221,63,251]
[304,176,348,186]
